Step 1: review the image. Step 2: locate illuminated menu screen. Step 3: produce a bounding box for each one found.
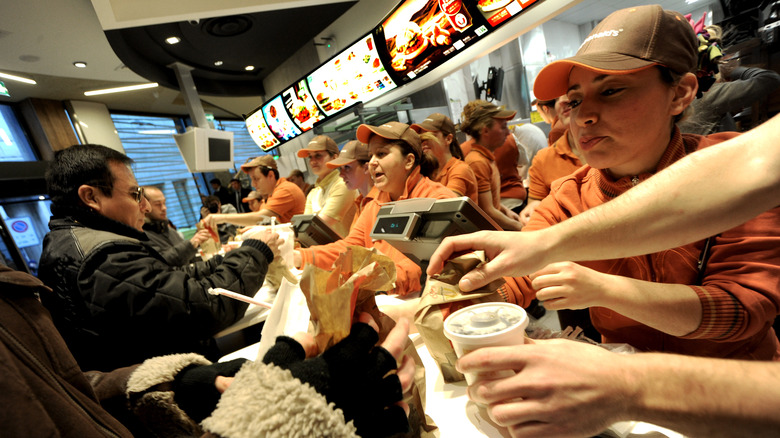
[262,95,302,141]
[307,34,397,117]
[474,0,539,28]
[245,109,280,151]
[283,79,326,132]
[378,0,487,83]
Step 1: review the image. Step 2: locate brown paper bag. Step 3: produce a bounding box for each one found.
[300,246,437,436]
[414,252,506,383]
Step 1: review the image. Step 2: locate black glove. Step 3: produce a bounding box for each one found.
[262,323,409,437]
[172,358,249,422]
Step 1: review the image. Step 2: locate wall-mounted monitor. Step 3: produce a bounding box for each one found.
[307,33,397,117]
[376,0,488,83]
[245,108,280,152]
[174,127,234,172]
[283,79,326,132]
[486,66,504,101]
[474,0,539,28]
[262,95,302,141]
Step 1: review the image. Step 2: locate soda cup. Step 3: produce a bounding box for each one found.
[443,302,529,385]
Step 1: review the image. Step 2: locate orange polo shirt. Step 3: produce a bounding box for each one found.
[527,131,583,200]
[436,157,478,203]
[264,177,306,223]
[465,143,501,211]
[299,167,456,296]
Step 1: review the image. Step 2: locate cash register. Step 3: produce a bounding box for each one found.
[369,197,500,267]
[290,214,343,247]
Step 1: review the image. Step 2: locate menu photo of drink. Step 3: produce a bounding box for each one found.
[475,0,539,28]
[378,0,481,82]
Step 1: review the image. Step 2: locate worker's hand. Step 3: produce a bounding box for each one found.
[190,228,213,248]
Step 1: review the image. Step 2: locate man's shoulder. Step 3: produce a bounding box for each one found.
[72,227,142,255]
[275,179,306,199]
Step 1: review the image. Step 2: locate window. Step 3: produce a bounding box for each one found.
[0,104,37,162]
[111,114,204,230]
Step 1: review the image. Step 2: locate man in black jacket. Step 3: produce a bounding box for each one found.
[142,186,211,266]
[38,144,279,371]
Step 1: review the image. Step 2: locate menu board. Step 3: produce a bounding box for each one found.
[262,95,302,141]
[283,79,326,132]
[474,0,539,28]
[307,34,397,117]
[378,0,486,82]
[245,109,280,151]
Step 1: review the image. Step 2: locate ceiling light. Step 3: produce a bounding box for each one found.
[0,71,36,85]
[245,65,255,71]
[685,0,700,3]
[214,61,223,66]
[166,36,181,45]
[84,82,158,96]
[73,62,87,68]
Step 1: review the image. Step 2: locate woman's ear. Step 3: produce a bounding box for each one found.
[78,185,102,211]
[404,153,416,171]
[670,72,698,116]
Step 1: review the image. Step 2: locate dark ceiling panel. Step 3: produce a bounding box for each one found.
[105,2,358,97]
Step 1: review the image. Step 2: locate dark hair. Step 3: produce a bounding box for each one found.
[448,138,464,160]
[209,178,222,185]
[258,166,280,180]
[288,169,304,179]
[46,144,133,207]
[537,99,556,108]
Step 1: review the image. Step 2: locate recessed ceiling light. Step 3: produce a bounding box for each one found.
[214,61,223,66]
[245,65,255,71]
[73,61,87,68]
[84,82,158,96]
[166,36,181,45]
[0,71,36,85]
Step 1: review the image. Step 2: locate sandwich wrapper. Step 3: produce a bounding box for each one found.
[414,252,506,383]
[299,245,437,437]
[241,224,298,291]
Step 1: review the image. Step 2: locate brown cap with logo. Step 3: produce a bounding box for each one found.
[460,101,516,136]
[534,5,697,100]
[326,140,370,168]
[356,121,422,157]
[297,135,339,158]
[411,113,457,139]
[240,155,277,173]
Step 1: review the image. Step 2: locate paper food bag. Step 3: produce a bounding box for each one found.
[242,224,297,291]
[414,252,506,383]
[300,245,437,437]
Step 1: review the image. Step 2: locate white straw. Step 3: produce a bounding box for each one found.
[208,287,273,309]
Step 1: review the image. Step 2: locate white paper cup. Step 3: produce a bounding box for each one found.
[443,302,529,385]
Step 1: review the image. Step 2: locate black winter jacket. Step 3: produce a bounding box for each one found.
[38,205,273,371]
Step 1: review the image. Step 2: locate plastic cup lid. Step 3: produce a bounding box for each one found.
[444,302,527,338]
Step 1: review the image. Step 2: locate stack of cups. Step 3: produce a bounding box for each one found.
[443,302,529,385]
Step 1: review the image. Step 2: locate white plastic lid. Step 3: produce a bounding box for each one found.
[444,302,528,338]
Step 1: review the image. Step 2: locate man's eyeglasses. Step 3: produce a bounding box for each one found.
[91,185,145,203]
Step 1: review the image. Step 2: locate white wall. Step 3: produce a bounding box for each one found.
[65,100,125,153]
